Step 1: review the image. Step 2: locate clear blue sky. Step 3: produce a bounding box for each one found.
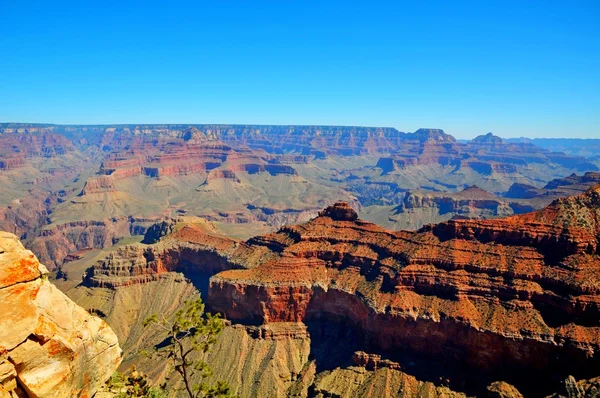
[1,1,598,138]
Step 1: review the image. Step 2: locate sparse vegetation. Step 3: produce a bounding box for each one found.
[143,298,233,398]
[88,308,107,318]
[56,267,69,281]
[105,367,167,397]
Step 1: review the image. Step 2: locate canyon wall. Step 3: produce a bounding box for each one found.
[79,187,600,395]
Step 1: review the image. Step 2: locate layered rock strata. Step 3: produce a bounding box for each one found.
[27,217,157,269]
[82,187,600,395]
[206,191,600,395]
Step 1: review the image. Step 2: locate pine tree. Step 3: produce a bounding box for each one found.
[143,298,232,398]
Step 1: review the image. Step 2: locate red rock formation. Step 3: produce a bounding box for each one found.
[0,189,61,239]
[0,156,26,171]
[397,186,518,219]
[83,221,252,288]
[81,186,600,394]
[205,187,600,395]
[92,132,301,181]
[376,129,464,172]
[352,351,402,371]
[206,169,240,183]
[318,201,358,221]
[0,132,75,171]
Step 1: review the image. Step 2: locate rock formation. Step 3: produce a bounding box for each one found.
[27,217,157,269]
[77,186,600,396]
[0,132,75,171]
[3,123,599,296]
[208,187,600,395]
[0,231,121,397]
[391,185,519,228]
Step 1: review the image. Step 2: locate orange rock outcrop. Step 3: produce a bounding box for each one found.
[0,231,122,397]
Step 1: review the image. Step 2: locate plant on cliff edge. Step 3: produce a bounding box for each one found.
[143,297,232,398]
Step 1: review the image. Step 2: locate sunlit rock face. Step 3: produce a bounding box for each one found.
[74,186,600,396]
[207,188,600,395]
[0,231,122,398]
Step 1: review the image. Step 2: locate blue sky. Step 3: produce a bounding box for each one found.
[1,1,598,138]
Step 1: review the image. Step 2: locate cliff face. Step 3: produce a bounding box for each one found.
[206,191,600,395]
[0,189,61,240]
[0,132,75,171]
[83,219,256,288]
[394,185,518,226]
[0,231,121,397]
[78,187,600,395]
[4,124,597,271]
[27,217,156,269]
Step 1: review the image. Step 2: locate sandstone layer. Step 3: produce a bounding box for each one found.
[0,231,122,397]
[3,124,599,270]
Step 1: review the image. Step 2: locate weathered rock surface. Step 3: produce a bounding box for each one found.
[393,185,520,227]
[0,231,121,397]
[206,187,600,395]
[3,124,598,270]
[27,217,156,269]
[506,172,600,202]
[486,381,524,398]
[545,374,600,398]
[0,132,75,171]
[79,186,600,395]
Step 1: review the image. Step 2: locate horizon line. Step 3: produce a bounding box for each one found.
[1,121,599,141]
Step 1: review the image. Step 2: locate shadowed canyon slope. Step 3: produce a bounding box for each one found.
[0,231,121,397]
[75,186,600,397]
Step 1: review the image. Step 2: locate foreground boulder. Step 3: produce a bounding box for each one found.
[0,231,122,397]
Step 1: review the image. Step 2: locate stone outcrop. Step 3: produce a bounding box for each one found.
[317,201,358,221]
[205,169,240,183]
[0,231,121,397]
[377,130,598,176]
[79,176,117,196]
[0,190,61,240]
[396,186,518,219]
[486,381,524,398]
[82,219,255,289]
[3,124,597,258]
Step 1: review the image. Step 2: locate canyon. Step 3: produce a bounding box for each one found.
[1,124,599,271]
[66,186,600,397]
[2,124,600,396]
